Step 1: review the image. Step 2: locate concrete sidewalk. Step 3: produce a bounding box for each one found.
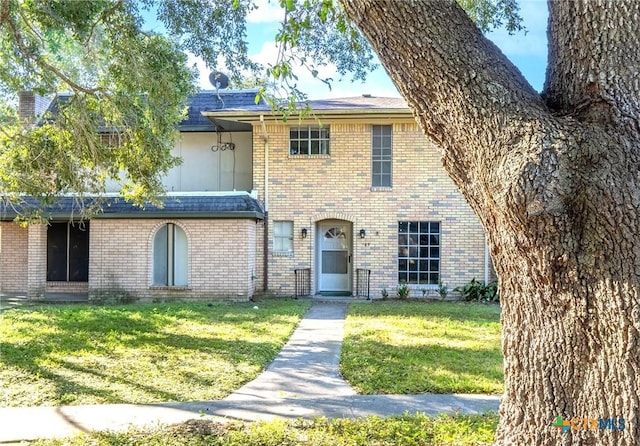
[0,303,500,443]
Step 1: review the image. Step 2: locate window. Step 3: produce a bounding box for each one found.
[273,221,293,253]
[153,223,188,286]
[322,227,348,274]
[47,222,90,282]
[372,125,392,188]
[290,126,330,155]
[398,221,440,285]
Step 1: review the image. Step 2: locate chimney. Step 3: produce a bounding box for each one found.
[18,91,50,122]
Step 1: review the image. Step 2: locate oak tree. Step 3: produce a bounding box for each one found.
[341,1,640,444]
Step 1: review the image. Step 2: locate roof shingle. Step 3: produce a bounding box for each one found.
[0,195,264,221]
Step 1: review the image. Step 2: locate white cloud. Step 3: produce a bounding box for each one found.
[193,1,550,99]
[186,52,213,89]
[186,38,400,99]
[247,0,285,24]
[249,41,399,99]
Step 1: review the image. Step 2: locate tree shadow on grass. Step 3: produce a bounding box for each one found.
[0,303,305,407]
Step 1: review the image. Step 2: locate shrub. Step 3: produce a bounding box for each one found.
[438,281,448,300]
[454,278,499,302]
[397,282,410,300]
[484,280,499,302]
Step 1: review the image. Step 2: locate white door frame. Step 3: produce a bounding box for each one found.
[315,219,352,293]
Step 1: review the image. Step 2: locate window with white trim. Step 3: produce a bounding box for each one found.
[273,220,293,253]
[372,125,392,187]
[398,221,440,285]
[153,223,188,286]
[289,126,330,155]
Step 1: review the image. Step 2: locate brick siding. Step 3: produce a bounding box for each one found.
[88,218,257,301]
[253,120,491,298]
[0,222,28,293]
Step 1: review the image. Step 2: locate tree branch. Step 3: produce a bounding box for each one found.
[543,0,640,126]
[85,0,124,46]
[342,0,545,142]
[8,6,102,95]
[341,0,550,216]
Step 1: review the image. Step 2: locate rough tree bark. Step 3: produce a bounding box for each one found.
[342,0,640,445]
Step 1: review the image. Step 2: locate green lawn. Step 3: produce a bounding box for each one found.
[0,299,311,407]
[341,301,503,394]
[33,413,499,446]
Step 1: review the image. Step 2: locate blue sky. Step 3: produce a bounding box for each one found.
[146,0,549,99]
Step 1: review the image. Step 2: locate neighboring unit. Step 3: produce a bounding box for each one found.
[0,90,492,301]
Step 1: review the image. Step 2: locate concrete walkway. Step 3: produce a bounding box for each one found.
[0,303,500,443]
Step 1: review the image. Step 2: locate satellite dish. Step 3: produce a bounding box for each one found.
[209,71,229,90]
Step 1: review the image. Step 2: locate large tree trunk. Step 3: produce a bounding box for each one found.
[342,1,640,444]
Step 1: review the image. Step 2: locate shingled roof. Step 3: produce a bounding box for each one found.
[39,89,266,131]
[200,94,410,121]
[0,194,264,221]
[302,95,408,111]
[181,90,265,131]
[40,91,406,131]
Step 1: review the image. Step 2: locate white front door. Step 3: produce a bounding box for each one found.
[317,220,352,292]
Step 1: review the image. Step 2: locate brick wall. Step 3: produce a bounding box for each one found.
[18,91,50,121]
[27,224,47,298]
[253,119,490,298]
[0,222,28,293]
[88,218,257,301]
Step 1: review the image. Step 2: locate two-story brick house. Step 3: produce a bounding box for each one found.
[0,90,491,301]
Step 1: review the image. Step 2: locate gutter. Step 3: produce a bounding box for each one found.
[93,211,264,220]
[0,211,265,222]
[202,109,413,123]
[484,234,489,284]
[260,114,269,293]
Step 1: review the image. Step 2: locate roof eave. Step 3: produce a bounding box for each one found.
[93,211,264,220]
[202,108,414,123]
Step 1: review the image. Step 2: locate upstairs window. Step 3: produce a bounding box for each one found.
[372,125,392,188]
[290,126,330,155]
[153,223,188,286]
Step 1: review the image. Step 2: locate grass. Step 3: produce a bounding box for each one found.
[341,301,503,395]
[0,299,311,407]
[33,413,499,446]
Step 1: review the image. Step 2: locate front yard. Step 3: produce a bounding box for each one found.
[0,299,312,407]
[341,301,503,394]
[1,298,502,408]
[2,298,503,444]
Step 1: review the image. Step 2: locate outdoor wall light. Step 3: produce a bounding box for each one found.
[359,229,366,239]
[301,228,308,239]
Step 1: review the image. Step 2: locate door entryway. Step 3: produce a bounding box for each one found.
[316,220,352,295]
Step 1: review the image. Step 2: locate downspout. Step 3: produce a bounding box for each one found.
[484,233,489,285]
[260,115,269,293]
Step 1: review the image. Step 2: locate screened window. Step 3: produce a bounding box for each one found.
[273,220,293,253]
[398,221,440,285]
[47,222,89,282]
[289,126,330,155]
[372,125,392,187]
[153,223,188,286]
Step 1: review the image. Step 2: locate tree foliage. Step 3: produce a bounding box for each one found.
[0,0,195,211]
[0,0,378,213]
[0,0,522,214]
